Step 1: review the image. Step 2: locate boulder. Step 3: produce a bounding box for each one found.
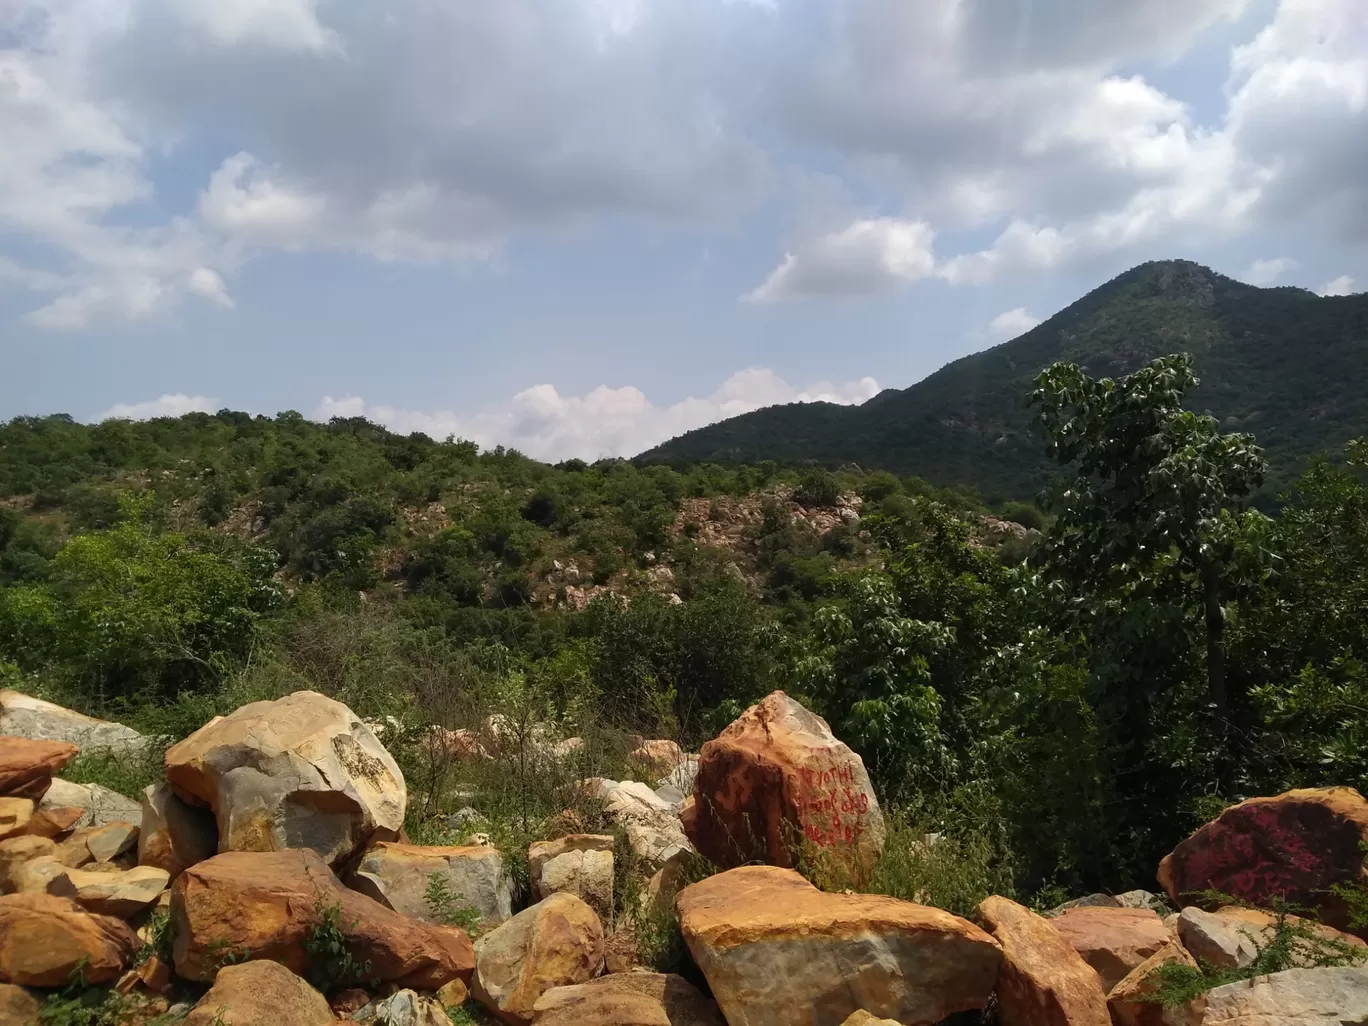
[1047,895,1122,916]
[24,805,83,839]
[170,849,474,990]
[49,865,169,918]
[351,841,512,927]
[0,738,78,800]
[1107,939,1198,1026]
[976,895,1110,1026]
[840,1015,902,1026]
[183,959,335,1026]
[590,779,692,871]
[1050,905,1172,990]
[678,865,1001,1026]
[629,741,686,780]
[1165,966,1368,1026]
[1157,787,1368,930]
[529,835,614,910]
[437,978,468,1008]
[685,692,884,875]
[40,779,143,831]
[0,892,139,986]
[532,972,726,1026]
[1176,907,1261,969]
[0,982,42,1025]
[164,690,406,866]
[350,989,453,1025]
[472,892,605,1024]
[1116,890,1170,913]
[10,856,66,894]
[60,821,139,866]
[137,782,218,879]
[0,801,31,842]
[0,692,146,752]
[656,756,700,797]
[0,836,54,893]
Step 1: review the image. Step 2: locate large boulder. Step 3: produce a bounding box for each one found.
[472,892,605,1024]
[49,864,169,918]
[0,738,78,800]
[0,892,139,986]
[1050,905,1172,991]
[0,692,146,752]
[532,972,726,1026]
[685,692,884,875]
[976,895,1110,1026]
[183,959,335,1026]
[164,690,406,866]
[1165,966,1368,1026]
[170,849,474,989]
[351,841,513,927]
[1106,940,1197,1026]
[678,865,1001,1026]
[137,782,218,879]
[1157,787,1368,930]
[40,779,143,831]
[529,835,614,911]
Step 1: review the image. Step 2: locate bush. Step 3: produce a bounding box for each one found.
[793,470,841,508]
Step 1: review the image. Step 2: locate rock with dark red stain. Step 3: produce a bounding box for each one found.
[1157,787,1368,931]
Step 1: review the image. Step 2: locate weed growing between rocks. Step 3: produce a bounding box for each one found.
[425,871,484,937]
[303,900,375,994]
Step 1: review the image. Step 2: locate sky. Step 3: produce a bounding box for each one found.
[1,0,1365,461]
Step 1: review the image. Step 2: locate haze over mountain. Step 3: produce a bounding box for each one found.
[641,261,1368,501]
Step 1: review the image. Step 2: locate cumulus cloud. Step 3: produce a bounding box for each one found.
[1242,257,1297,286]
[96,394,220,421]
[989,308,1042,340]
[314,368,881,462]
[745,218,936,302]
[1320,275,1357,297]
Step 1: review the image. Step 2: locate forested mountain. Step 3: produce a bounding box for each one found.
[642,261,1368,502]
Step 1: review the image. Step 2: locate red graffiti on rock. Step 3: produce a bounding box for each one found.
[795,758,874,848]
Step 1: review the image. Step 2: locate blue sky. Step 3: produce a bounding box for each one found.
[1,0,1364,460]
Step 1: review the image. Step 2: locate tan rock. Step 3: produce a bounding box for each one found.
[0,982,42,1025]
[678,865,1001,1026]
[685,691,884,876]
[23,805,83,839]
[0,892,139,986]
[437,978,469,1008]
[839,1015,902,1026]
[1166,965,1368,1026]
[0,692,146,752]
[1176,907,1261,969]
[472,892,605,1024]
[1157,787,1368,930]
[0,738,78,801]
[11,856,66,894]
[38,779,142,831]
[532,971,726,1026]
[629,740,686,780]
[59,820,139,866]
[170,848,473,989]
[137,782,217,880]
[1107,939,1197,1026]
[0,801,32,842]
[0,836,55,893]
[48,865,169,918]
[352,841,512,927]
[164,690,406,866]
[529,835,614,910]
[183,958,335,1026]
[355,989,455,1026]
[1051,905,1172,990]
[976,895,1110,1026]
[589,780,691,872]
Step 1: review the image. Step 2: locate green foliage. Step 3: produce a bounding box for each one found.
[425,872,483,936]
[304,900,374,994]
[793,469,842,508]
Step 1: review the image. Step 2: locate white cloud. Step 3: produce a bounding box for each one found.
[96,394,220,421]
[1320,274,1356,296]
[1242,257,1297,285]
[746,218,936,301]
[314,368,881,462]
[989,308,1042,340]
[162,0,339,53]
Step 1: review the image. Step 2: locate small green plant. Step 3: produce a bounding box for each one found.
[304,899,375,993]
[38,963,135,1026]
[425,872,483,937]
[134,908,174,967]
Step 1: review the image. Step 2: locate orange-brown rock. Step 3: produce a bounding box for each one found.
[685,692,884,875]
[840,1015,903,1026]
[533,971,726,1026]
[24,805,83,839]
[137,783,218,880]
[0,738,78,801]
[629,740,687,780]
[0,800,32,842]
[0,835,54,893]
[58,821,139,866]
[1106,939,1197,1026]
[472,892,605,1024]
[48,864,169,918]
[351,840,512,926]
[1050,905,1172,990]
[1157,787,1368,930]
[170,848,474,989]
[678,865,1001,1026]
[976,895,1110,1026]
[183,958,335,1026]
[0,982,42,1024]
[0,892,139,986]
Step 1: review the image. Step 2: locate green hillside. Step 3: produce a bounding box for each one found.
[641,261,1368,501]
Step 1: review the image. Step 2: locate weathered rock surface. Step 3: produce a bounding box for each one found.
[529,835,614,910]
[472,892,605,1024]
[60,821,139,866]
[1176,907,1262,969]
[0,836,54,894]
[590,779,691,871]
[1051,905,1172,991]
[137,782,218,879]
[976,895,1110,1026]
[685,692,884,875]
[0,801,31,843]
[1107,939,1197,1026]
[678,865,1001,1026]
[0,738,78,801]
[532,971,726,1026]
[352,841,512,927]
[839,1015,903,1026]
[0,982,42,1025]
[40,779,143,831]
[1158,787,1368,930]
[10,855,65,894]
[171,849,474,989]
[630,741,686,780]
[164,690,406,866]
[0,692,146,752]
[0,892,139,986]
[1165,966,1368,1026]
[49,864,169,917]
[183,959,335,1026]
[351,989,454,1025]
[23,804,83,839]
